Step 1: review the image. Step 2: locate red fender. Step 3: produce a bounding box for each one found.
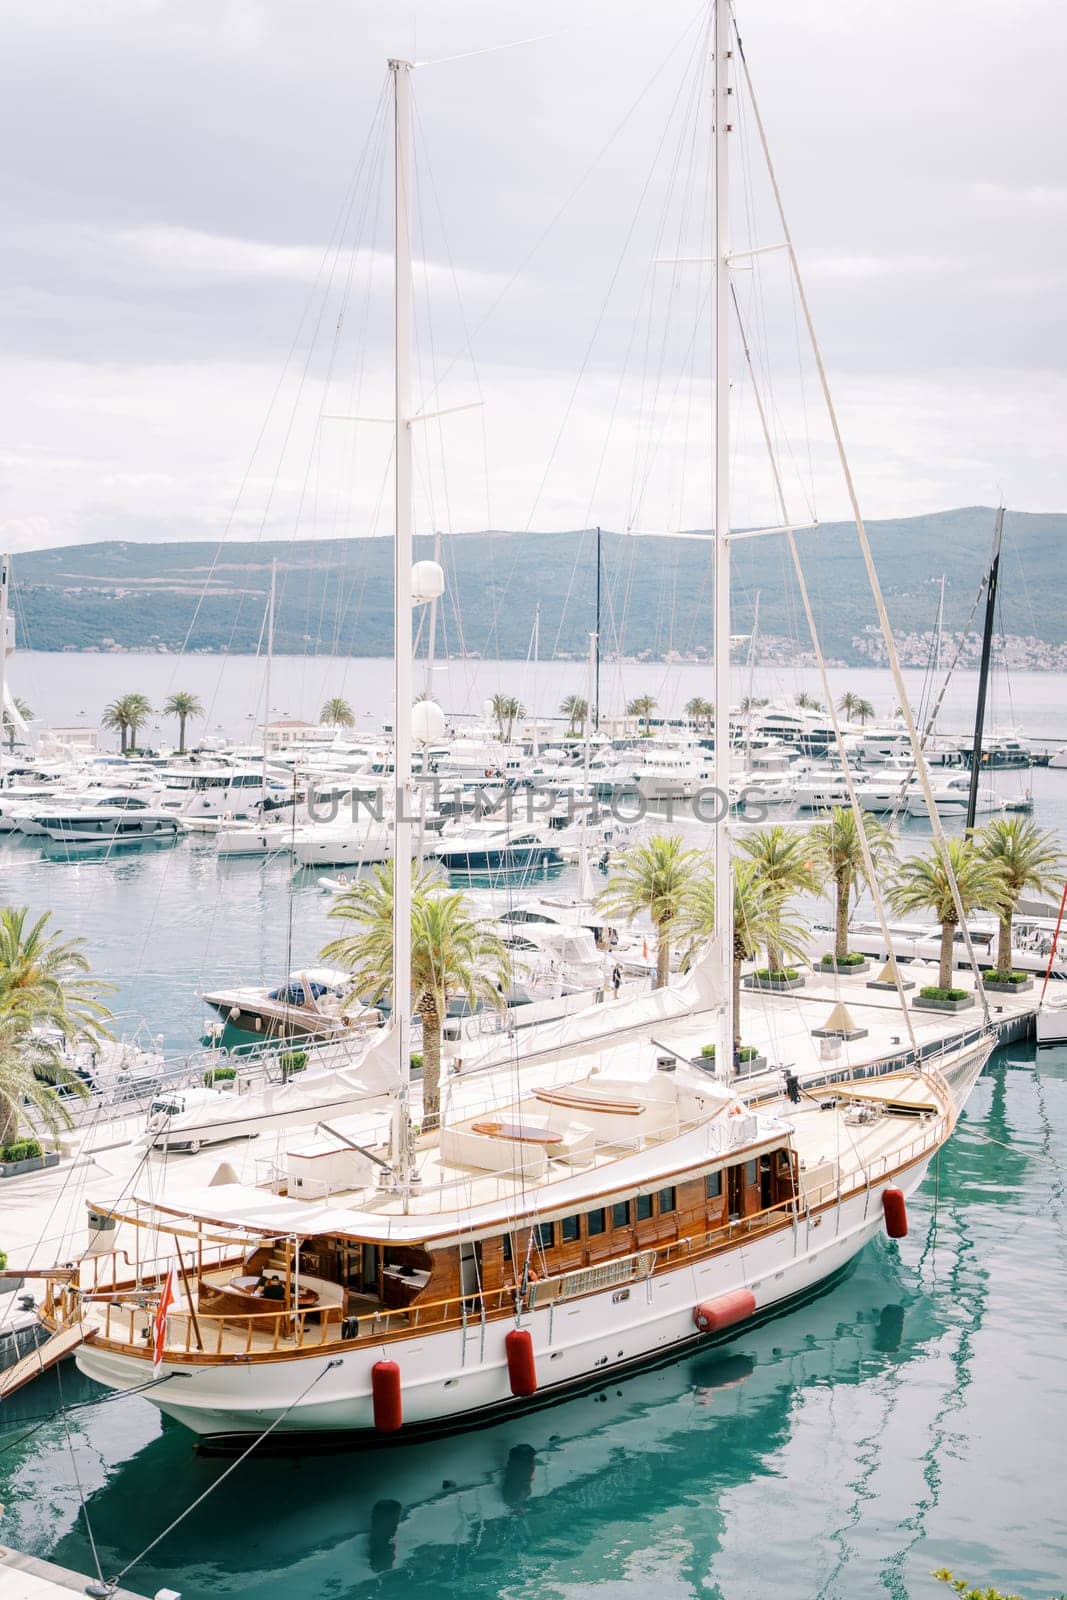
[505,1327,537,1396]
[693,1288,757,1334]
[883,1186,908,1239]
[371,1359,402,1433]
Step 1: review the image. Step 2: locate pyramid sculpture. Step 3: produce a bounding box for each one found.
[812,1001,868,1041]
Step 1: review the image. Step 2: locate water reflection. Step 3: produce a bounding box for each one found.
[21,1253,940,1600]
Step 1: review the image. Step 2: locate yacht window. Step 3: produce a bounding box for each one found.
[745,1159,759,1187]
[706,1171,723,1200]
[534,1222,554,1250]
[658,1187,676,1215]
[502,1234,513,1263]
[586,1208,606,1237]
[561,1216,580,1243]
[611,1200,630,1230]
[635,1194,653,1222]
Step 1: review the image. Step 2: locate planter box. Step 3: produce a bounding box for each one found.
[692,1052,768,1076]
[911,994,974,1014]
[867,975,916,992]
[818,956,871,975]
[812,1023,869,1042]
[0,1152,60,1180]
[743,974,806,992]
[982,975,1034,995]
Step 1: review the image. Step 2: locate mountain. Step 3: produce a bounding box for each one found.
[9,507,1062,665]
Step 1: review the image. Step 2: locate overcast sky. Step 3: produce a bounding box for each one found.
[2,0,1063,554]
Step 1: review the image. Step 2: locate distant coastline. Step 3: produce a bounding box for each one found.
[10,506,1066,666]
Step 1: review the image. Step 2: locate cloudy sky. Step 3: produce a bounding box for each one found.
[2,0,1063,554]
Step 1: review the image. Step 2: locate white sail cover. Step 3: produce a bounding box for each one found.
[471,939,725,1072]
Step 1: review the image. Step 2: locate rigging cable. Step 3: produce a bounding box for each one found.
[105,1360,341,1594]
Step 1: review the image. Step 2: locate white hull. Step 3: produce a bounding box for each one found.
[1036,1002,1067,1044]
[292,826,393,867]
[216,824,295,858]
[77,1140,944,1441]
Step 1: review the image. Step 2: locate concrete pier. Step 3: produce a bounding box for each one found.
[0,1546,154,1599]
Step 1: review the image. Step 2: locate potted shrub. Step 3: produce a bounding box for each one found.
[913,985,974,1014]
[981,969,1034,995]
[818,950,870,975]
[203,1064,238,1088]
[0,1244,21,1296]
[744,967,806,992]
[692,1043,767,1073]
[279,1049,309,1083]
[0,1136,60,1179]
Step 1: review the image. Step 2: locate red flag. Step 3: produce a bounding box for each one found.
[152,1267,176,1370]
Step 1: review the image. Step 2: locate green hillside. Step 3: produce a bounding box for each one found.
[10,507,1060,664]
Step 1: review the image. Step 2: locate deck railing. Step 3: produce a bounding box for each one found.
[59,1066,961,1364]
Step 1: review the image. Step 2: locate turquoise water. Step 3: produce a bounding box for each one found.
[0,1044,1064,1599]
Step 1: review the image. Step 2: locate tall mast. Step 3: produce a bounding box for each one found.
[965,506,1004,835]
[934,572,946,677]
[0,554,8,784]
[424,526,442,700]
[594,525,602,731]
[261,559,276,793]
[531,602,541,759]
[710,0,733,1071]
[391,58,415,1178]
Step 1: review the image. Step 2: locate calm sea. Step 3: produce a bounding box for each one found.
[10,650,1067,747]
[0,1042,1064,1600]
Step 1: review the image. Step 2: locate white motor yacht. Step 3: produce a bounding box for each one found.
[34,802,180,845]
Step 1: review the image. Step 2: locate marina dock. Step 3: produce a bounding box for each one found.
[0,1546,153,1600]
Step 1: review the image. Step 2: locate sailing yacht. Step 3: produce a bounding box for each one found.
[49,17,993,1443]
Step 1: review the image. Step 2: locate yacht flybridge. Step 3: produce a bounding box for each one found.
[48,12,998,1444]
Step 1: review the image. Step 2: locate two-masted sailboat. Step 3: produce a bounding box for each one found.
[46,9,994,1444]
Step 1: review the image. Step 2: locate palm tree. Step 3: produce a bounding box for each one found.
[322,863,509,1121]
[598,834,700,989]
[101,693,152,755]
[976,817,1064,975]
[810,807,896,963]
[0,908,112,1148]
[738,824,822,974]
[560,695,588,739]
[679,858,808,1050]
[890,838,1008,992]
[163,690,203,755]
[627,694,657,735]
[502,697,524,742]
[684,696,714,733]
[855,697,876,726]
[837,691,860,720]
[321,697,355,730]
[739,696,769,714]
[3,696,32,753]
[490,693,510,741]
[795,691,823,712]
